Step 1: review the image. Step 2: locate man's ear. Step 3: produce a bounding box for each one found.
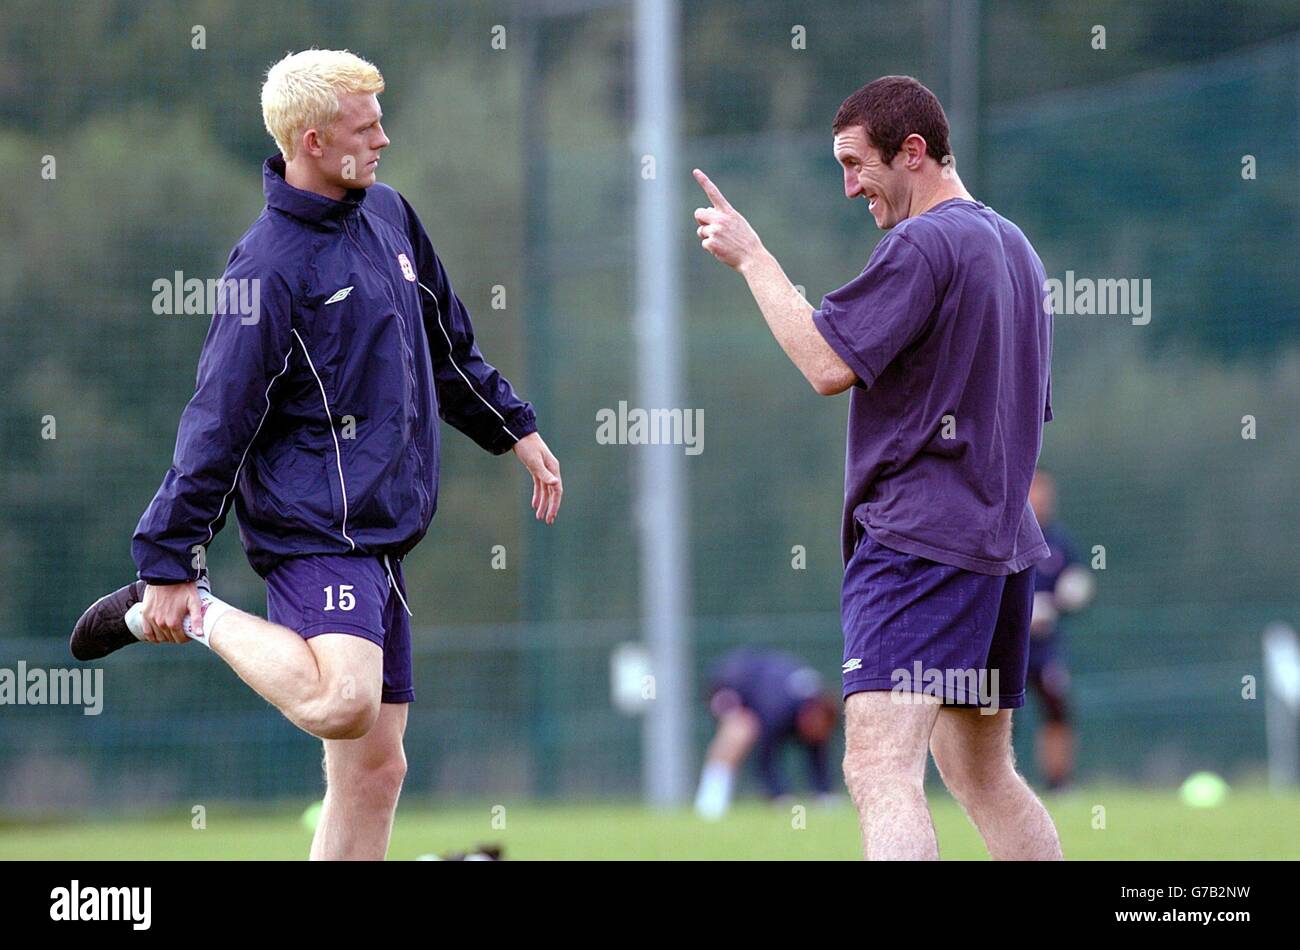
[301,128,325,158]
[902,133,929,169]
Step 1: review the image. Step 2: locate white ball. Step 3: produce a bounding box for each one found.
[1031,592,1058,637]
[1055,567,1095,612]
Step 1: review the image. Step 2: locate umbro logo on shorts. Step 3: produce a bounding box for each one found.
[324,286,355,305]
[842,658,863,673]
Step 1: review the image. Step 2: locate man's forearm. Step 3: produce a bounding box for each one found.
[692,168,855,394]
[739,248,855,395]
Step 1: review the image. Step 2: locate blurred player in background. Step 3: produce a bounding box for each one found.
[695,647,838,819]
[1027,470,1095,791]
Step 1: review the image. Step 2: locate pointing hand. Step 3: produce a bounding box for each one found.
[693,169,763,271]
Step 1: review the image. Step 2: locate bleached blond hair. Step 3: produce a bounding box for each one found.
[261,49,385,160]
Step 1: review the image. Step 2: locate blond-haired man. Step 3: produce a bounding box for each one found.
[71,49,563,859]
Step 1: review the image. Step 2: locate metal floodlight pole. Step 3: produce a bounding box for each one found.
[948,0,981,191]
[519,12,561,798]
[634,0,691,806]
[1263,622,1300,791]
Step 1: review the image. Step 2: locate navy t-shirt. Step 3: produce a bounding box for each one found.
[812,198,1052,575]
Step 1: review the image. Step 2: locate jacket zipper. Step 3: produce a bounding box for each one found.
[342,215,432,522]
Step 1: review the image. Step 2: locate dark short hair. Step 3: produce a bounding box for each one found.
[832,76,952,166]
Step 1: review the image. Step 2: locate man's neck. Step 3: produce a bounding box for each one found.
[284,158,347,201]
[909,171,975,219]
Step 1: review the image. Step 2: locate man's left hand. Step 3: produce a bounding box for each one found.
[512,432,562,524]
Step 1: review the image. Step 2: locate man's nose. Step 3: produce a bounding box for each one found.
[844,170,861,199]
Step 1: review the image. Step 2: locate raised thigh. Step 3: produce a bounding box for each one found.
[267,553,392,712]
[308,633,385,714]
[266,553,391,648]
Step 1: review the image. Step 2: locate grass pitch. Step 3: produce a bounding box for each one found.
[1,786,1295,860]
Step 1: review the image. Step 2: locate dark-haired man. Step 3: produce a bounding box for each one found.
[693,75,1061,859]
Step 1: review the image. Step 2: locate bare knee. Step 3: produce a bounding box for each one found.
[358,753,407,805]
[843,734,926,807]
[936,761,1003,808]
[843,751,919,801]
[933,741,1020,807]
[295,634,385,739]
[301,692,381,740]
[843,748,875,808]
[331,747,408,806]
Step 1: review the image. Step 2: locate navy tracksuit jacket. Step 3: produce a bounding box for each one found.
[133,155,536,583]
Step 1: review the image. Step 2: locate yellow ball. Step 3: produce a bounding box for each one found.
[1179,772,1228,808]
[300,800,324,831]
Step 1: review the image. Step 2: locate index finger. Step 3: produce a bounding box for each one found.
[693,168,732,210]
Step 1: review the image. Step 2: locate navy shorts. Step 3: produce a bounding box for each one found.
[265,553,414,704]
[840,532,1033,709]
[1028,635,1072,723]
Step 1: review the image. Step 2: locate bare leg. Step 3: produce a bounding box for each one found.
[311,702,409,860]
[705,708,761,768]
[1038,722,1075,789]
[694,709,760,818]
[842,691,941,860]
[208,612,383,740]
[930,706,1063,859]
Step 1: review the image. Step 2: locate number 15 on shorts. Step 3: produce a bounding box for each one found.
[324,584,355,611]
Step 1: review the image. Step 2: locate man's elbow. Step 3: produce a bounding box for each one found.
[809,364,857,396]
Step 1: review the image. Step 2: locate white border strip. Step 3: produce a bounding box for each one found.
[419,281,520,445]
[200,346,294,568]
[292,328,356,551]
[383,553,414,617]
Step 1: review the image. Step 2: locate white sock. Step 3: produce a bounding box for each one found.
[694,762,735,820]
[124,587,233,649]
[186,591,234,648]
[125,602,148,640]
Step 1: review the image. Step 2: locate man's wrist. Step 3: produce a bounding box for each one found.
[736,245,771,279]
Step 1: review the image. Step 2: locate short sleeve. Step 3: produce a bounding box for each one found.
[811,233,938,388]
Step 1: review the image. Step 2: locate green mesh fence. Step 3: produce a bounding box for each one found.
[0,2,1296,813]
